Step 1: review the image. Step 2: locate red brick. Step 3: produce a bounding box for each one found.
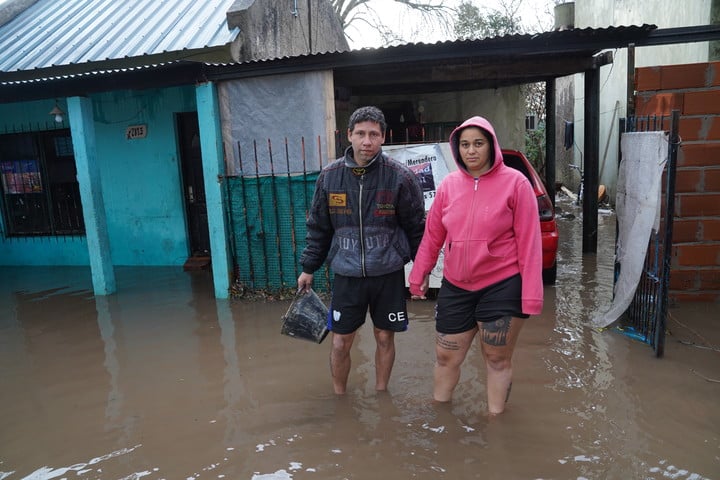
[635,66,662,91]
[704,218,720,241]
[636,92,683,116]
[675,193,720,217]
[705,168,720,192]
[661,63,714,90]
[678,116,720,141]
[674,243,720,266]
[679,143,720,167]
[676,193,720,216]
[669,269,698,290]
[711,62,720,86]
[683,90,720,115]
[699,269,720,290]
[710,118,720,140]
[672,219,701,242]
[679,117,703,141]
[674,169,703,193]
[670,291,720,303]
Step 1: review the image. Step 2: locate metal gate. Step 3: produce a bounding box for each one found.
[616,110,680,357]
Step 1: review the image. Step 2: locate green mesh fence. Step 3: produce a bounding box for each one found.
[226,173,332,293]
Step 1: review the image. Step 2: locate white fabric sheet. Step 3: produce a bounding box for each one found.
[592,131,667,328]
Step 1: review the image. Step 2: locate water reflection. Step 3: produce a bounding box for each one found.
[0,207,718,479]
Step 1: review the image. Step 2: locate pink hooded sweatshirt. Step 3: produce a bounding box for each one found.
[408,116,544,315]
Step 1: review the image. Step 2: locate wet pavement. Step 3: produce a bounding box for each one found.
[1,198,719,480]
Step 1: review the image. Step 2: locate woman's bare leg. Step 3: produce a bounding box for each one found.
[433,328,477,402]
[479,316,525,414]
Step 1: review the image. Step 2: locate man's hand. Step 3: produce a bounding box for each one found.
[297,272,314,294]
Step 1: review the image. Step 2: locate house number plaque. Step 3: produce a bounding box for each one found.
[126,124,148,139]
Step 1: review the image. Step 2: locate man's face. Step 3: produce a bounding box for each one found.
[347,120,385,166]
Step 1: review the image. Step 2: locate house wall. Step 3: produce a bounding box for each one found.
[0,86,196,266]
[0,98,88,265]
[568,0,712,199]
[353,87,526,151]
[635,60,720,302]
[228,0,348,61]
[218,70,337,174]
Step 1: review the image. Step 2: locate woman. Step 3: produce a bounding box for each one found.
[408,116,543,415]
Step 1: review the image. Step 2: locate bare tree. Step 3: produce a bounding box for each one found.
[331,0,454,45]
[453,0,523,39]
[452,0,554,170]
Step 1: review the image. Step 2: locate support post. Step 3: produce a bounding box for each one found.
[545,78,557,207]
[196,82,232,299]
[583,67,600,253]
[68,96,116,295]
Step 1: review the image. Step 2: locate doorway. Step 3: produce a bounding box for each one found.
[176,112,211,265]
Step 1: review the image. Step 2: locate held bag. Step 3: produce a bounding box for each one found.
[280,289,330,344]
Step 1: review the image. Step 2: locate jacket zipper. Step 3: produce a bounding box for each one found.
[359,174,366,277]
[463,177,480,281]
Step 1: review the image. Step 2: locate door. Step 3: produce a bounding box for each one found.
[177,112,210,256]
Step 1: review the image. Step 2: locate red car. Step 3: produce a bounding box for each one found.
[502,149,559,285]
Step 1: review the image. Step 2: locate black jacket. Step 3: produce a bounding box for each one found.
[300,147,425,277]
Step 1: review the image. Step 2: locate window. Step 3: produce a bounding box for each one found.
[0,129,84,236]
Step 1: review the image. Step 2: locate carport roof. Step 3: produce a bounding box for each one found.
[2,23,719,102]
[208,24,657,95]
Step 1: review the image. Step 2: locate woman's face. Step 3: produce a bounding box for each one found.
[458,127,493,177]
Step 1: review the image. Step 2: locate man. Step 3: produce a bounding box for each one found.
[297,106,425,394]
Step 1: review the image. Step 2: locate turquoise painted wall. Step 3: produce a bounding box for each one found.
[0,86,197,266]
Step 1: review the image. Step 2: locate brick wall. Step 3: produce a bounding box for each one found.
[635,61,720,303]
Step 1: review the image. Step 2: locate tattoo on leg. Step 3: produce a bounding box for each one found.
[436,333,460,350]
[505,382,512,403]
[481,316,511,346]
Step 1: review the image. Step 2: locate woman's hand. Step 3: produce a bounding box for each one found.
[409,274,430,299]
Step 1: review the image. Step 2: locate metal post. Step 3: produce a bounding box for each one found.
[656,109,680,357]
[583,67,600,253]
[545,78,557,207]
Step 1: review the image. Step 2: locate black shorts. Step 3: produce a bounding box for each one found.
[328,270,409,334]
[435,274,529,334]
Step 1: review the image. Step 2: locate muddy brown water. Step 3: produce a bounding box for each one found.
[1,198,719,480]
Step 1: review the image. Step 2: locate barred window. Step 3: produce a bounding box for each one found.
[0,129,84,236]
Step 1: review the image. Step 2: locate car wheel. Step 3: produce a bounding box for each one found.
[542,262,557,285]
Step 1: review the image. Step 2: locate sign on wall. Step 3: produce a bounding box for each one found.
[125,124,148,140]
[387,143,454,289]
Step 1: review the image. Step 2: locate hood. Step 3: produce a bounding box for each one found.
[449,116,504,176]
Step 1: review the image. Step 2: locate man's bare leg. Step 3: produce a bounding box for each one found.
[330,331,356,394]
[374,328,395,391]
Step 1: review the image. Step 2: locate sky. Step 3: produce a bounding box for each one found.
[345,0,557,50]
[0,0,556,50]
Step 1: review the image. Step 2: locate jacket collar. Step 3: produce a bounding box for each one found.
[344,146,383,173]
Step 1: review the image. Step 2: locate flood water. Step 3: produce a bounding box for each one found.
[1,197,719,480]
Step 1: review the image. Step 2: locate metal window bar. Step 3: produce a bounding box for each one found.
[617,110,680,357]
[0,124,85,241]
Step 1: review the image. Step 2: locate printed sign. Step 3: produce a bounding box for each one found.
[387,144,450,211]
[387,143,454,289]
[0,160,42,194]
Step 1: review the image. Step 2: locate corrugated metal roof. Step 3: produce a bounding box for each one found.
[0,0,239,73]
